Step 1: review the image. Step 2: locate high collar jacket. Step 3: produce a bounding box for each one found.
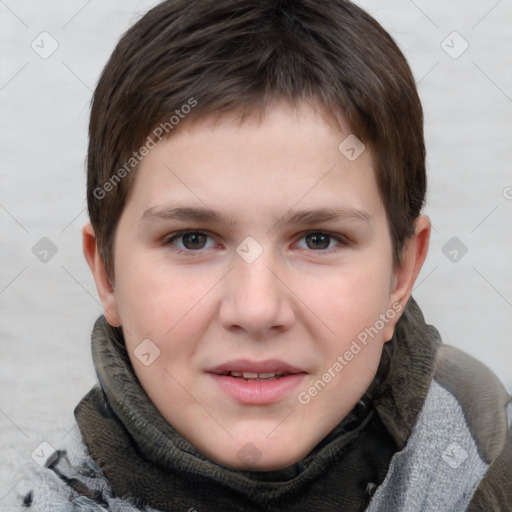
[22,298,512,511]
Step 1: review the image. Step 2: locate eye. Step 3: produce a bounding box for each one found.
[165,231,217,252]
[295,231,346,251]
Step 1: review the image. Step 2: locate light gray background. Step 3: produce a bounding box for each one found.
[1,0,511,506]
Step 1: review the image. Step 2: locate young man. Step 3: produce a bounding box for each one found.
[23,0,511,510]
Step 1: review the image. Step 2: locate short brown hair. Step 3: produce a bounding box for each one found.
[87,0,425,278]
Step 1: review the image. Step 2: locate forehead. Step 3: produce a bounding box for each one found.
[125,100,383,224]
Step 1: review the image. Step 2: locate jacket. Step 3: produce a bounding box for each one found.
[21,297,512,511]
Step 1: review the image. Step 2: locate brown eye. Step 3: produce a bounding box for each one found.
[182,233,207,251]
[305,232,331,250]
[167,231,215,252]
[181,232,208,250]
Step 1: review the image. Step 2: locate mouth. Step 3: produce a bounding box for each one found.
[207,358,306,379]
[206,359,307,404]
[211,370,301,381]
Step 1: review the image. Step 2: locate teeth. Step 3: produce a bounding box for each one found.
[258,372,276,378]
[227,371,287,379]
[242,371,259,379]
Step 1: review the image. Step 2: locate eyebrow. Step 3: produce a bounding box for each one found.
[276,207,372,226]
[140,205,372,228]
[141,206,237,227]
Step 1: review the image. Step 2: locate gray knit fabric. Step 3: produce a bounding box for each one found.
[366,380,489,512]
[26,379,490,512]
[22,422,161,511]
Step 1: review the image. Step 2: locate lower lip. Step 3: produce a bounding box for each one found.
[208,373,307,405]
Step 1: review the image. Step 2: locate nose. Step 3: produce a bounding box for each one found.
[218,250,296,338]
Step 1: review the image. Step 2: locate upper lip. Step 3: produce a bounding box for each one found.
[207,359,307,375]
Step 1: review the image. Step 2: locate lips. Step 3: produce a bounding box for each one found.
[206,359,308,403]
[207,358,307,378]
[208,370,307,404]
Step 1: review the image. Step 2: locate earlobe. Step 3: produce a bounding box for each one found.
[82,223,122,327]
[383,215,431,340]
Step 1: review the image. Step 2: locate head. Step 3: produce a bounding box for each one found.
[83,0,430,470]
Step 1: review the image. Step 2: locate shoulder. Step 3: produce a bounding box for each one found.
[434,344,511,463]
[19,433,105,511]
[433,345,512,510]
[19,425,155,512]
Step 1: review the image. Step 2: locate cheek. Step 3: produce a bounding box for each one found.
[114,258,214,396]
[294,261,393,337]
[113,252,213,342]
[300,268,391,406]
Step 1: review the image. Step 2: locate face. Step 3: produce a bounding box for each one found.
[86,100,428,471]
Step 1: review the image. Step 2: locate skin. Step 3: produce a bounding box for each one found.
[83,100,430,471]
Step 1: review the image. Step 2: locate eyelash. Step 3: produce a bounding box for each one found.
[164,230,349,256]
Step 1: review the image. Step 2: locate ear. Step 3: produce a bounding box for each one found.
[383,215,431,341]
[82,222,122,327]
